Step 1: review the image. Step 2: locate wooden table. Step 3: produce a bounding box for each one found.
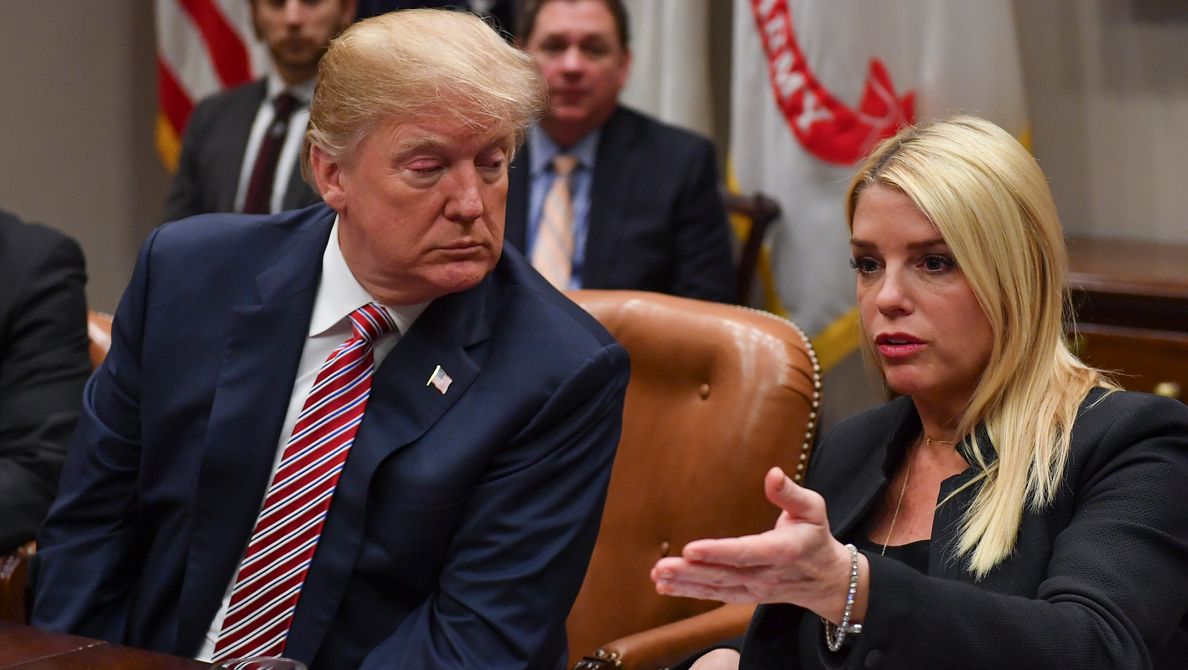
[0,622,209,669]
[1066,235,1188,399]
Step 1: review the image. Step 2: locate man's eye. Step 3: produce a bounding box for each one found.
[581,42,611,58]
[407,161,442,174]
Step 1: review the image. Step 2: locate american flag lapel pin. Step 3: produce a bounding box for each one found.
[426,364,453,395]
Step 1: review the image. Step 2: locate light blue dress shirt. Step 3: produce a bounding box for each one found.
[525,125,600,290]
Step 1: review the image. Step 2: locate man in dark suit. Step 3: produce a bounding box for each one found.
[163,0,356,222]
[33,10,628,669]
[0,210,91,554]
[510,0,735,302]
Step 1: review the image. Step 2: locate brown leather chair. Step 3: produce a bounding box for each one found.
[87,310,113,370]
[565,290,821,670]
[0,310,113,624]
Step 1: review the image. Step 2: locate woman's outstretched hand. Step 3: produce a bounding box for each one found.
[650,467,868,624]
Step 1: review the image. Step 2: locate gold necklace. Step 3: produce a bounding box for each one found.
[924,434,955,448]
[882,434,956,555]
[881,447,913,556]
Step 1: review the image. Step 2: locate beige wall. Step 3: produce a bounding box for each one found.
[0,1,1183,314]
[1016,0,1188,244]
[0,1,170,313]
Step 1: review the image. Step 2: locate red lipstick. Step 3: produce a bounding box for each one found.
[875,332,925,360]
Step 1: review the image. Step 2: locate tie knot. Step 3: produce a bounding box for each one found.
[349,302,398,343]
[552,154,579,177]
[272,92,299,119]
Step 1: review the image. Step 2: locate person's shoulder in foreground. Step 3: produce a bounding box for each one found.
[0,209,90,554]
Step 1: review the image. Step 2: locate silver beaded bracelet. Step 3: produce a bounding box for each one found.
[822,543,861,652]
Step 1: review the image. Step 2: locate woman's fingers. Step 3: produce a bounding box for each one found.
[764,466,828,525]
[654,573,756,603]
[648,469,843,607]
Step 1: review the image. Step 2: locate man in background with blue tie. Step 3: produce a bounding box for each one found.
[508,0,736,302]
[163,0,357,221]
[33,9,628,668]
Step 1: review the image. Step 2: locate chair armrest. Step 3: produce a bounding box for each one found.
[0,541,36,624]
[572,602,755,670]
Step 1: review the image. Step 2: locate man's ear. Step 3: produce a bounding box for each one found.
[617,47,633,89]
[340,0,358,27]
[249,2,262,41]
[310,145,347,211]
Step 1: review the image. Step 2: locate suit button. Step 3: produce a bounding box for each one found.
[864,649,883,668]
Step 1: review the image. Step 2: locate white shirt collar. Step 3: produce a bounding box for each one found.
[528,123,600,177]
[265,73,317,106]
[310,217,430,337]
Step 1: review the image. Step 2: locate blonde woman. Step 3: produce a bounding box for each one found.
[653,116,1188,669]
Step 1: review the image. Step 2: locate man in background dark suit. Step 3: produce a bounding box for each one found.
[0,210,90,554]
[509,0,735,302]
[163,0,356,222]
[34,9,627,668]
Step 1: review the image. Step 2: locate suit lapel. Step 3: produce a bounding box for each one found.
[506,147,530,252]
[825,397,918,538]
[282,275,495,660]
[175,208,335,652]
[584,108,636,289]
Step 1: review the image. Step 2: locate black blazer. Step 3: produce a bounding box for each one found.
[163,80,320,222]
[0,210,90,553]
[742,390,1188,669]
[506,106,735,302]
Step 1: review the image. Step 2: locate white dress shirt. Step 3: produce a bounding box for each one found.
[197,217,429,660]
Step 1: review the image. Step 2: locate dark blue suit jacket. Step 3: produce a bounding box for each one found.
[506,106,735,303]
[32,204,629,669]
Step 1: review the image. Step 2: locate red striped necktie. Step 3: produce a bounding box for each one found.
[213,302,397,660]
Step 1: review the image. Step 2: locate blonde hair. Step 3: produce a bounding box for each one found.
[846,116,1115,578]
[301,8,547,180]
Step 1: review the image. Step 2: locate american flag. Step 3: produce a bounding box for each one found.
[427,365,453,395]
[154,0,267,171]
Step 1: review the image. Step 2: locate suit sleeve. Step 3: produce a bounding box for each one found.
[163,100,214,223]
[0,235,90,553]
[30,230,158,640]
[668,138,735,303]
[362,342,630,669]
[746,397,1188,669]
